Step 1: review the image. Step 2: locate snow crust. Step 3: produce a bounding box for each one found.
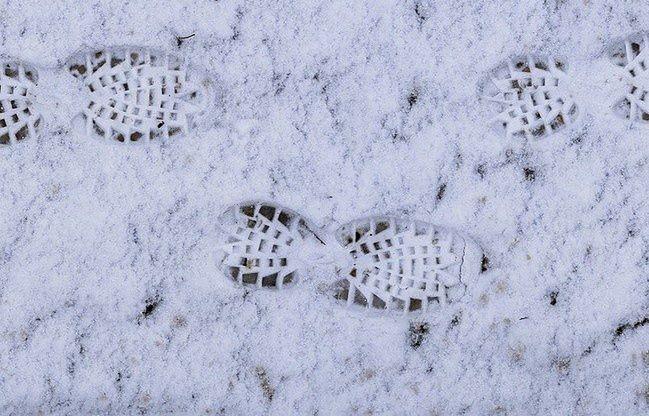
[1,0,649,414]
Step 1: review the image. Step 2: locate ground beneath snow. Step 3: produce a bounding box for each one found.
[1,0,649,414]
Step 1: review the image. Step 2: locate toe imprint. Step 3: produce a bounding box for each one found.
[67,47,209,143]
[333,217,481,313]
[0,61,41,145]
[217,202,321,289]
[609,35,649,122]
[485,56,578,141]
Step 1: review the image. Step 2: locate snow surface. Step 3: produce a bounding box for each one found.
[2,0,649,414]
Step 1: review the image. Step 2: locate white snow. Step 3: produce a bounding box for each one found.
[1,0,649,414]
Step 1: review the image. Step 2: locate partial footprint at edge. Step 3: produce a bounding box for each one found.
[609,34,649,123]
[0,61,42,145]
[484,56,578,141]
[217,201,326,290]
[330,217,483,314]
[67,47,211,143]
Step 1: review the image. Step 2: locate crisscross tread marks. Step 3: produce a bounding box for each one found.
[333,217,468,313]
[610,35,649,122]
[0,62,41,145]
[218,202,315,289]
[486,57,578,140]
[68,48,207,143]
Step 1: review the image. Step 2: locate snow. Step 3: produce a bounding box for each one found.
[2,0,649,414]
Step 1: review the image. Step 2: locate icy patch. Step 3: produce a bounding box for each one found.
[0,61,41,145]
[484,56,578,141]
[67,47,210,143]
[217,202,324,289]
[609,34,649,122]
[331,216,482,313]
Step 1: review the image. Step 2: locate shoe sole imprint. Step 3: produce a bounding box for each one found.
[67,47,210,143]
[0,60,42,145]
[217,203,483,314]
[331,216,482,313]
[217,201,324,289]
[484,56,578,141]
[609,34,649,122]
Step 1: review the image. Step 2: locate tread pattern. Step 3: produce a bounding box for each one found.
[333,217,468,313]
[67,48,207,143]
[0,61,41,145]
[486,57,578,140]
[218,202,318,289]
[610,35,649,122]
